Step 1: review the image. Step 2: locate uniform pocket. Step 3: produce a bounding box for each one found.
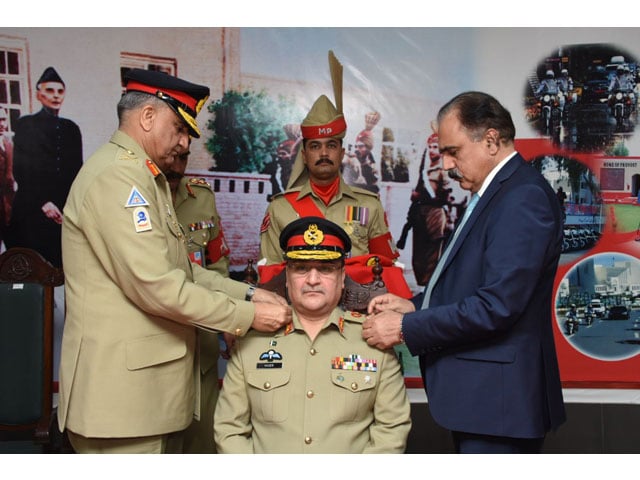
[329,370,377,423]
[247,370,291,423]
[126,332,187,370]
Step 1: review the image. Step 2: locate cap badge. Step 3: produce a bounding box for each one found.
[303,224,323,246]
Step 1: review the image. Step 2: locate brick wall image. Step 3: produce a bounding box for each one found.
[186,170,271,273]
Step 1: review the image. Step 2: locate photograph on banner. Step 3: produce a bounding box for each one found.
[555,251,640,361]
[523,43,638,152]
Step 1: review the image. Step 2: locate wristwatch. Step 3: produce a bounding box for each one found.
[245,285,256,301]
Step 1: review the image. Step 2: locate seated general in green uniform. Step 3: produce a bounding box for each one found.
[215,216,411,453]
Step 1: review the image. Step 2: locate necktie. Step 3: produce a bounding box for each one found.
[421,193,479,309]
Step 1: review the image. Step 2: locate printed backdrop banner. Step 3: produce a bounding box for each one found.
[1,27,639,387]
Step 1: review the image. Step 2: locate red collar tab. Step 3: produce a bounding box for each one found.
[145,159,161,177]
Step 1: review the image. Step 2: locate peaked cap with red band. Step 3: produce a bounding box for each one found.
[124,68,210,138]
[280,216,351,261]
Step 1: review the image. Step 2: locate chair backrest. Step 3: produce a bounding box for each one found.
[0,248,64,445]
[247,256,388,313]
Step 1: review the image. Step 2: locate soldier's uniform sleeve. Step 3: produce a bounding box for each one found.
[358,190,399,259]
[214,336,255,453]
[341,311,411,453]
[363,346,411,453]
[72,144,254,338]
[258,195,287,264]
[203,183,231,275]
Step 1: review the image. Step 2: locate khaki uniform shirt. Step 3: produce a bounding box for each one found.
[58,130,254,438]
[174,176,230,276]
[214,308,411,453]
[259,178,397,264]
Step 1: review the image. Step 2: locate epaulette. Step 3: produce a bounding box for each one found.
[188,177,211,189]
[342,310,365,324]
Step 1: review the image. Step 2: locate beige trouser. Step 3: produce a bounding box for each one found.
[67,430,184,454]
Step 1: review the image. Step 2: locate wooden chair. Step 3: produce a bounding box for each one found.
[246,256,388,313]
[0,247,64,452]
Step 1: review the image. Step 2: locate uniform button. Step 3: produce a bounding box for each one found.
[235,328,243,336]
[304,436,312,445]
[309,348,317,355]
[264,382,271,389]
[306,390,314,398]
[351,382,358,390]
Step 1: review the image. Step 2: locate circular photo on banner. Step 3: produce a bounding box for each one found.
[524,43,639,153]
[530,154,604,265]
[555,251,640,361]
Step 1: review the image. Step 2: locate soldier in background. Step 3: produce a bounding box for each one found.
[165,146,231,453]
[397,132,449,286]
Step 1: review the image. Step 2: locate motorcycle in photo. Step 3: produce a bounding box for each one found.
[608,89,634,131]
[538,93,561,139]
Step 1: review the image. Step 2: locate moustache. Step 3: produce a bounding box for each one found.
[301,287,325,295]
[315,158,334,166]
[447,168,463,180]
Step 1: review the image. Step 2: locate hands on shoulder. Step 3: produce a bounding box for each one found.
[249,288,292,333]
[362,293,415,350]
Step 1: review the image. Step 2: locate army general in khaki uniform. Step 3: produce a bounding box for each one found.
[166,147,232,453]
[58,69,291,454]
[215,216,411,453]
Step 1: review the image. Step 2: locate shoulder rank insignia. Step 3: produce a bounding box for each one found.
[284,322,294,335]
[125,186,149,208]
[188,177,211,188]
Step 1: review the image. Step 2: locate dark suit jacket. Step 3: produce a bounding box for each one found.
[404,153,566,439]
[6,109,82,267]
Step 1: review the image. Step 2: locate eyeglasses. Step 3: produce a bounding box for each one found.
[286,262,343,276]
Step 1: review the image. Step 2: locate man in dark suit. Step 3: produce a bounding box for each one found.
[4,67,83,268]
[362,91,566,453]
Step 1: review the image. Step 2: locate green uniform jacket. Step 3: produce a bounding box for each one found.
[58,130,253,438]
[174,175,230,453]
[214,308,411,453]
[259,178,398,264]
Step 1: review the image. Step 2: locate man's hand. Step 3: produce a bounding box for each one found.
[251,301,292,332]
[251,287,289,306]
[42,201,63,224]
[367,293,415,315]
[362,310,404,350]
